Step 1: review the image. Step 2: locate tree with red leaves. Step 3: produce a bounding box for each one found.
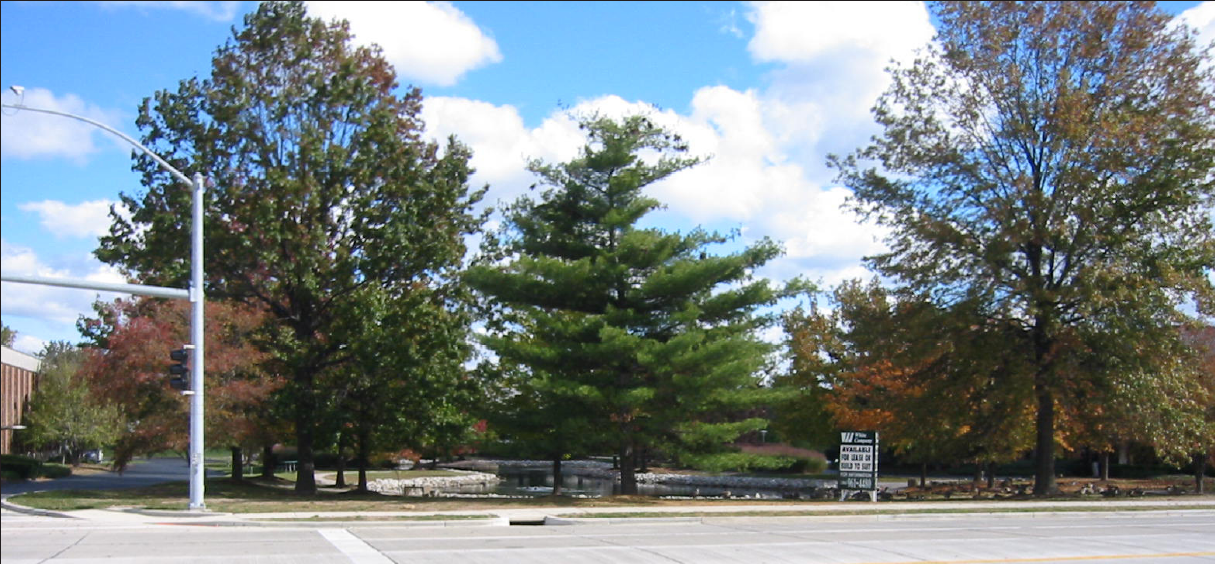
[80,297,281,474]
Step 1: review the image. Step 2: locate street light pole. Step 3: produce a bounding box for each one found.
[1,99,207,510]
[188,171,206,510]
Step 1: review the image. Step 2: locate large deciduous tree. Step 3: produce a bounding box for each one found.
[831,1,1215,494]
[95,1,483,493]
[468,114,802,495]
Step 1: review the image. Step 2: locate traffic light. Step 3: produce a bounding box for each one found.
[169,348,189,391]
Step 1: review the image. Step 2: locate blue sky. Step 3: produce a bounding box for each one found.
[2,1,1212,354]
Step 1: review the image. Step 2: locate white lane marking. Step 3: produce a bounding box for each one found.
[318,528,395,564]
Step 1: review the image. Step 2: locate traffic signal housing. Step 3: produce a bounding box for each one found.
[169,348,189,391]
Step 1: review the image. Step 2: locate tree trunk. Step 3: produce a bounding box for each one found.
[920,462,928,488]
[973,463,983,486]
[333,429,347,488]
[356,427,370,493]
[261,443,276,479]
[294,369,318,495]
[1100,451,1111,481]
[552,457,563,496]
[1032,382,1057,496]
[986,461,995,489]
[618,442,637,495]
[335,448,346,488]
[1196,452,1208,495]
[230,446,243,482]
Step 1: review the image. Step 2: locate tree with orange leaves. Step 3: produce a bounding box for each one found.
[779,279,1034,485]
[79,297,282,475]
[1179,325,1215,493]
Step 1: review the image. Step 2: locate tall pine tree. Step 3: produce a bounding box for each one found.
[469,115,803,494]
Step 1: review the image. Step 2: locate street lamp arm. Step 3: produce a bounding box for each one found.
[1,103,192,187]
[2,98,207,511]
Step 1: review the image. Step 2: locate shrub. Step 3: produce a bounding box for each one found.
[0,454,73,480]
[1,454,43,480]
[682,448,830,474]
[41,463,72,479]
[736,443,829,474]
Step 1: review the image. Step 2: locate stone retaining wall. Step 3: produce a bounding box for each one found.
[367,469,500,496]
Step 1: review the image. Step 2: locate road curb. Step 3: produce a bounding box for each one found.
[209,515,510,528]
[543,508,1215,526]
[0,496,75,519]
[119,507,234,518]
[544,515,704,526]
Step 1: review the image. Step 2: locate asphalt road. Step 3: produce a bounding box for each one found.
[0,457,217,496]
[3,511,1213,563]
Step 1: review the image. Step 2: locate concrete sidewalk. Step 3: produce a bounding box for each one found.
[5,495,1214,528]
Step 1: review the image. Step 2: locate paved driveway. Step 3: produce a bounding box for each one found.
[1,457,219,496]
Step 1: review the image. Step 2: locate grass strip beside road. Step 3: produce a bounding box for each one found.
[9,476,1213,515]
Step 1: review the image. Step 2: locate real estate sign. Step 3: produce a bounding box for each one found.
[838,431,879,491]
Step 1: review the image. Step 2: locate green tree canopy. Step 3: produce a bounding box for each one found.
[469,114,805,494]
[95,1,484,493]
[24,341,120,465]
[831,1,1215,494]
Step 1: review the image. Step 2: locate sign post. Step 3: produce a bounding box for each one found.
[838,431,879,501]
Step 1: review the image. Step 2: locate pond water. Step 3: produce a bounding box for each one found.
[444,466,804,499]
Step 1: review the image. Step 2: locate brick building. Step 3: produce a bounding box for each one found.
[2,346,40,454]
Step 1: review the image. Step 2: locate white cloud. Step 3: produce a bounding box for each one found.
[97,1,241,22]
[17,199,118,239]
[1178,2,1215,57]
[423,91,888,288]
[1,239,126,340]
[306,1,502,87]
[12,334,47,356]
[718,8,745,39]
[746,2,935,175]
[422,96,585,208]
[420,3,935,291]
[1,88,125,163]
[747,1,932,65]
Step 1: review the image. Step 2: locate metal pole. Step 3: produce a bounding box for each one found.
[188,172,206,511]
[3,99,208,511]
[0,273,188,300]
[1,103,193,186]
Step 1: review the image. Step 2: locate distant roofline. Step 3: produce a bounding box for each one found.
[1,345,41,372]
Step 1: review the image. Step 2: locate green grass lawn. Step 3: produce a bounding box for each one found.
[8,477,581,513]
[10,474,1210,516]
